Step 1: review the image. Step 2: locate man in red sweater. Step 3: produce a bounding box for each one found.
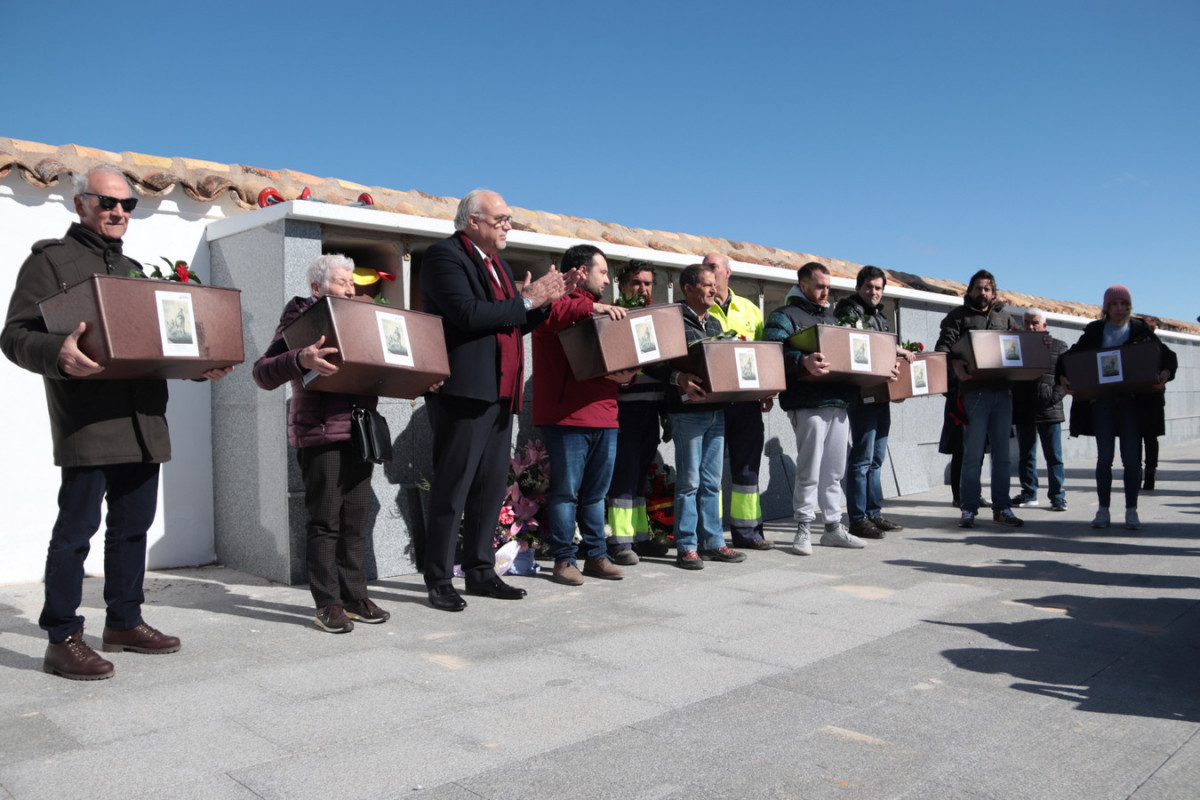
[533,245,639,586]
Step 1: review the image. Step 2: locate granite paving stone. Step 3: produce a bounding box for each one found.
[0,445,1196,800]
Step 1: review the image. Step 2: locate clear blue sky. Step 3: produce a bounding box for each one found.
[7,1,1198,324]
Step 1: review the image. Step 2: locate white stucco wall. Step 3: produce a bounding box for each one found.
[0,175,235,585]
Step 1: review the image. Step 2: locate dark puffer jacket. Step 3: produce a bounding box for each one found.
[934,297,1016,394]
[252,296,376,448]
[1012,335,1068,425]
[763,286,860,411]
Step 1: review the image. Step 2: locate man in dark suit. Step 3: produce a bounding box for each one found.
[420,189,573,611]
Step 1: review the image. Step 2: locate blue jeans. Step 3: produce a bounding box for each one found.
[1091,395,1142,509]
[960,388,1013,514]
[670,410,726,553]
[1015,422,1064,505]
[847,402,890,520]
[542,425,617,563]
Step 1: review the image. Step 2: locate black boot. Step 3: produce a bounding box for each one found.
[1143,469,1156,491]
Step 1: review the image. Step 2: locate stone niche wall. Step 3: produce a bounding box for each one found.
[208,218,435,584]
[204,207,1199,585]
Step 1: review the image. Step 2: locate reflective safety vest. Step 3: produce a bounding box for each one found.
[709,289,763,341]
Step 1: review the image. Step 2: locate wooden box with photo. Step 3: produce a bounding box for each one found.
[1059,341,1164,401]
[785,325,896,386]
[951,330,1051,381]
[38,274,244,380]
[862,352,949,403]
[281,296,449,399]
[559,304,688,381]
[672,340,785,403]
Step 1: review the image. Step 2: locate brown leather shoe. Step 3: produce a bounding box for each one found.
[552,561,585,586]
[102,623,181,654]
[583,556,625,580]
[44,628,114,681]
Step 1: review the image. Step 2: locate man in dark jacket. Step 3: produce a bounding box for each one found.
[532,244,637,585]
[1011,308,1069,512]
[1,166,231,680]
[833,266,913,540]
[934,269,1023,529]
[764,262,868,556]
[642,264,746,570]
[605,261,665,563]
[253,254,394,634]
[419,189,572,612]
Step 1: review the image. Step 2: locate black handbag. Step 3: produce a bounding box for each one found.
[349,407,393,464]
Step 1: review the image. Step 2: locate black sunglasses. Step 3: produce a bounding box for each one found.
[82,193,138,212]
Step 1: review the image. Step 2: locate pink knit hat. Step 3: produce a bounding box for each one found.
[1103,285,1132,306]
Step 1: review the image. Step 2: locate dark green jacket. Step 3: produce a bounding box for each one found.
[1,224,170,466]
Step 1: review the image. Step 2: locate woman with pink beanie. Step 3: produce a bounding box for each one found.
[1057,286,1176,530]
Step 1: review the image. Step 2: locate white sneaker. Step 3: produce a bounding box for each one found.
[821,522,866,549]
[1091,508,1110,529]
[1125,508,1141,530]
[792,523,813,556]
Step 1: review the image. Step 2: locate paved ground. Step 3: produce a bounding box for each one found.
[1,444,1198,800]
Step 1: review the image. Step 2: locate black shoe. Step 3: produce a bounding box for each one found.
[633,540,670,558]
[427,584,467,612]
[992,508,1024,527]
[849,518,885,540]
[1143,470,1156,491]
[731,537,774,551]
[314,605,354,633]
[465,576,527,600]
[869,515,904,532]
[345,597,391,624]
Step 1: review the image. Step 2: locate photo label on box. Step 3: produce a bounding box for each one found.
[631,316,661,363]
[849,332,873,372]
[1096,350,1124,384]
[999,334,1024,367]
[735,347,760,389]
[377,310,415,368]
[155,290,199,357]
[910,360,930,395]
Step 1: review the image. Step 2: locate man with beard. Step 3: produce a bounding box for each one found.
[934,269,1024,529]
[764,262,867,556]
[533,245,638,585]
[833,265,913,540]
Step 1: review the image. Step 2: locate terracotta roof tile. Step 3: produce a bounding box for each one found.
[2,136,1196,334]
[130,152,173,168]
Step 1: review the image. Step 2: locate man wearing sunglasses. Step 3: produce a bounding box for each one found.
[2,165,231,680]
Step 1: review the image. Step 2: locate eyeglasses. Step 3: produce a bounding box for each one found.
[82,193,138,212]
[474,213,512,228]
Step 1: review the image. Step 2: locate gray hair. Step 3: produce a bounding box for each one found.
[454,188,492,231]
[1023,307,1047,322]
[71,165,131,198]
[307,253,356,289]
